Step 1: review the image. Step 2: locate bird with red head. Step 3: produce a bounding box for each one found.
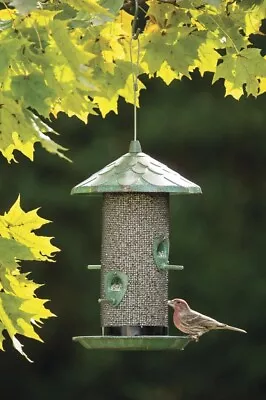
[168,298,247,341]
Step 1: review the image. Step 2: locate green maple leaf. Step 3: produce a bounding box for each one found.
[0,34,25,79]
[142,30,169,74]
[213,48,266,98]
[167,32,207,77]
[0,238,34,272]
[144,29,203,76]
[11,72,55,117]
[197,11,247,52]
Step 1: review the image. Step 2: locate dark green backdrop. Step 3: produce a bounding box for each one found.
[0,73,265,400]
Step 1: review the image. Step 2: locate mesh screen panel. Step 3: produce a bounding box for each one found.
[101,193,169,327]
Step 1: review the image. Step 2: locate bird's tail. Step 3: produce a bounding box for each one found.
[220,324,247,334]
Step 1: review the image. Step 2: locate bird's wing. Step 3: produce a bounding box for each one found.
[187,310,222,329]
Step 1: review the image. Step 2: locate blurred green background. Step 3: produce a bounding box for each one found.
[0,72,265,400]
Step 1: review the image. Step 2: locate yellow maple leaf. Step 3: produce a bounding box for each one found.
[0,322,4,351]
[0,195,59,261]
[0,197,58,361]
[195,39,220,76]
[244,3,266,35]
[259,77,266,94]
[224,80,243,100]
[118,10,133,36]
[94,94,119,117]
[157,62,179,85]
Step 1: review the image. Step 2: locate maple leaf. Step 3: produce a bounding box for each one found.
[241,0,266,35]
[0,196,59,261]
[0,95,69,162]
[157,62,179,85]
[0,0,266,164]
[142,30,169,74]
[27,111,71,162]
[259,77,266,94]
[0,32,26,79]
[213,49,266,99]
[196,10,248,52]
[0,197,59,361]
[11,72,55,117]
[195,38,220,75]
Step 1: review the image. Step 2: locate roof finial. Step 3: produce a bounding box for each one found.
[129,140,142,153]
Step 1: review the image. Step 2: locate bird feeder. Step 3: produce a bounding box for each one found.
[72,140,201,350]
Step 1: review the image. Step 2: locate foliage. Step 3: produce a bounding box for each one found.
[0,196,59,361]
[0,0,265,162]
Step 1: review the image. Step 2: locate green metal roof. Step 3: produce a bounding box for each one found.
[71,141,202,195]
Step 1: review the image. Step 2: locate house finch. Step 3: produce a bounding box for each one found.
[168,298,247,341]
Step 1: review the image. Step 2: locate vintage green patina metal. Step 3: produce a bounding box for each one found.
[72,141,202,351]
[153,236,183,271]
[73,335,191,351]
[71,140,202,196]
[98,271,129,306]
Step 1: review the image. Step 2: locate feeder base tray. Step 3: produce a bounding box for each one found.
[72,335,191,350]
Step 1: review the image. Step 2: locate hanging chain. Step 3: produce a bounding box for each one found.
[129,0,140,142]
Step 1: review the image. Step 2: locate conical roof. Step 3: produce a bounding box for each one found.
[71,141,202,195]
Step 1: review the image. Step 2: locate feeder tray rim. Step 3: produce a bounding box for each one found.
[72,335,192,351]
[71,186,202,196]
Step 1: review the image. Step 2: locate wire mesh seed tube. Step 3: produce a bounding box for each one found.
[101,193,169,335]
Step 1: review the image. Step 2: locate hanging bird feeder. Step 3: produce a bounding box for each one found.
[72,139,201,351]
[72,0,201,351]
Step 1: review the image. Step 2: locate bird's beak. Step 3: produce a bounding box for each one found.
[168,300,174,308]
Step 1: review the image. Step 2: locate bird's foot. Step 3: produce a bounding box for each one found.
[189,335,199,342]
